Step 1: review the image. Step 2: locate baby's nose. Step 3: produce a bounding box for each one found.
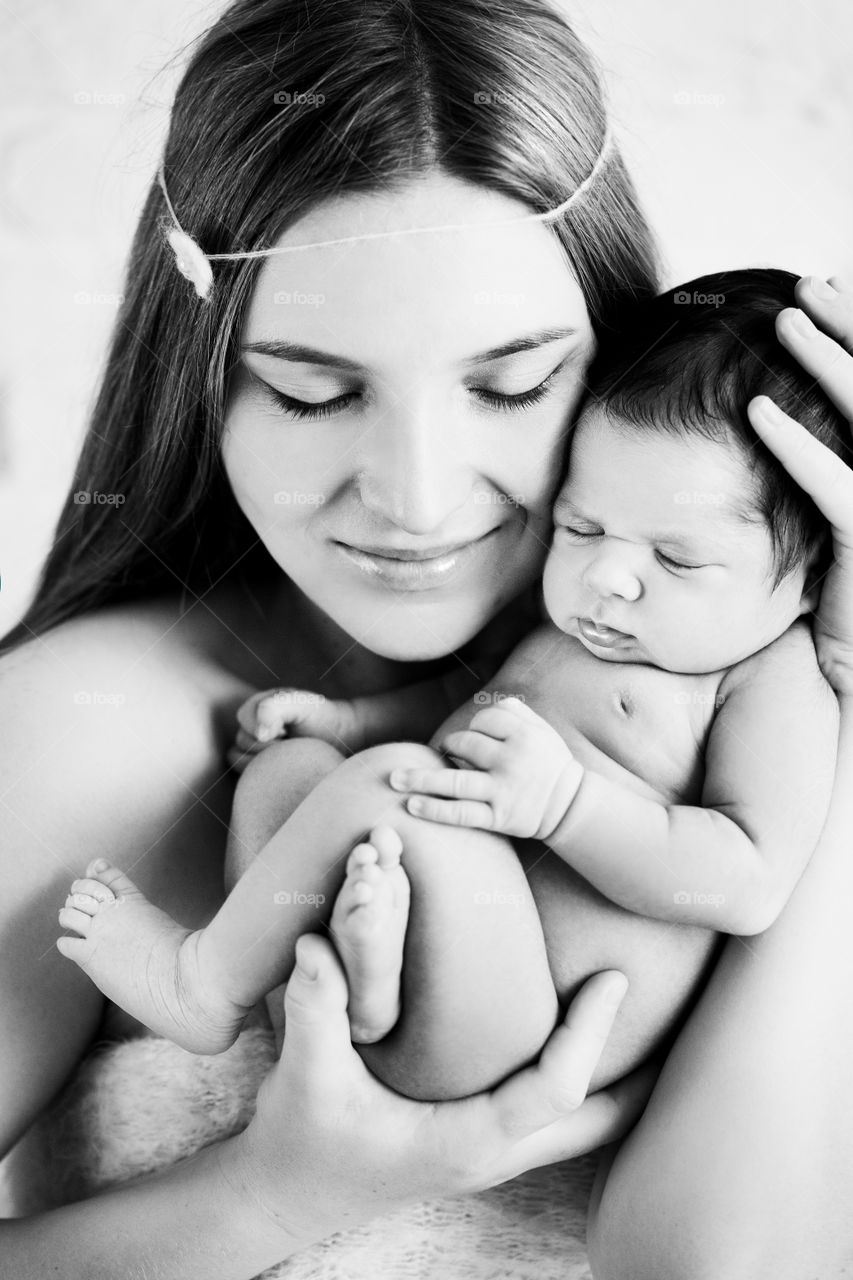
[582,550,642,601]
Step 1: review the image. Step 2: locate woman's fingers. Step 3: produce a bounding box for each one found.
[748,397,853,547]
[277,935,358,1099]
[494,1057,660,1183]
[775,305,853,418]
[489,970,629,1143]
[794,275,853,348]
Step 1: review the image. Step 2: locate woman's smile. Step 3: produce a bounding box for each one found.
[333,525,503,590]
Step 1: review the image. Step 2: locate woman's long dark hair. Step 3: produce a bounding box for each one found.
[1,0,660,656]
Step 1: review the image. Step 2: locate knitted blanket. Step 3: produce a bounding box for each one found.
[2,1027,599,1278]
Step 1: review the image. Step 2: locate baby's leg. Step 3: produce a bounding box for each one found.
[56,738,347,1053]
[218,741,561,1096]
[515,837,723,1087]
[221,741,720,1098]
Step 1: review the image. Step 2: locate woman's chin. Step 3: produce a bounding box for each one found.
[341,603,499,663]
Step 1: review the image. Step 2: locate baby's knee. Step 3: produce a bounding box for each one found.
[229,737,345,872]
[234,737,345,807]
[324,742,443,813]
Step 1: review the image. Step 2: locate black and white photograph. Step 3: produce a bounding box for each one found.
[1,1,852,1276]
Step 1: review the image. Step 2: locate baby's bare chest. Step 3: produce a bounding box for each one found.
[496,627,726,804]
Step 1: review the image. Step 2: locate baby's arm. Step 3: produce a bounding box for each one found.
[230,664,485,765]
[396,624,840,935]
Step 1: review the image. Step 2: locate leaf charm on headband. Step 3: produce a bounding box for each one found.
[166,228,213,299]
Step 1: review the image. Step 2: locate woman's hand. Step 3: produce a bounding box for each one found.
[748,274,853,694]
[223,935,654,1249]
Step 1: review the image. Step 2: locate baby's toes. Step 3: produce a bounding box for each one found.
[82,860,143,903]
[70,877,116,906]
[368,824,403,868]
[346,842,380,876]
[58,902,98,936]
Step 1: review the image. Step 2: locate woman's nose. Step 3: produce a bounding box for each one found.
[355,404,472,532]
[581,544,642,602]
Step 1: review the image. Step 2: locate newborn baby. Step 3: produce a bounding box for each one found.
[56,268,843,1098]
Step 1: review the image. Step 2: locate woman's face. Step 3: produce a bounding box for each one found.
[222,171,596,660]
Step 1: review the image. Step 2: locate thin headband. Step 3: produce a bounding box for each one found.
[158,125,613,300]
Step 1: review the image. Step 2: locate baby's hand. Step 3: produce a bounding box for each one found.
[388,696,584,840]
[227,688,358,772]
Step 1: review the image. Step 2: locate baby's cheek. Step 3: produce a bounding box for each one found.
[541,548,575,629]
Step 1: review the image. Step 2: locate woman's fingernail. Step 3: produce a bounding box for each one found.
[294,939,319,982]
[91,859,109,873]
[407,797,424,815]
[790,309,817,338]
[389,770,407,789]
[754,396,784,425]
[808,277,836,301]
[604,976,629,1007]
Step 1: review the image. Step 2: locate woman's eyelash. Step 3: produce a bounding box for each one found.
[559,527,702,572]
[262,371,558,422]
[265,387,357,421]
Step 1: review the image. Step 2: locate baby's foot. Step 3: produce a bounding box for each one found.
[56,860,253,1054]
[329,825,410,1044]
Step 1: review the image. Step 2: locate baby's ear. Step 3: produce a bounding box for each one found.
[798,552,825,615]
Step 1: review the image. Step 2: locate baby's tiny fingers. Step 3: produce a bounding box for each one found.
[439,729,500,769]
[390,766,493,800]
[227,744,261,773]
[405,795,495,829]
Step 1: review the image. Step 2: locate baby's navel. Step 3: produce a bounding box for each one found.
[615,689,635,717]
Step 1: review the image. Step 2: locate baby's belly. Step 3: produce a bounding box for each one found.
[493,629,726,805]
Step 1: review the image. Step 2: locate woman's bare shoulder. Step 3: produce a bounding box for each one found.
[0,594,260,1153]
[0,592,257,756]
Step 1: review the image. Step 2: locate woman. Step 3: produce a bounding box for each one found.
[1,1,850,1275]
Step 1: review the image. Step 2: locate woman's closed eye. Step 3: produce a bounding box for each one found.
[259,368,560,422]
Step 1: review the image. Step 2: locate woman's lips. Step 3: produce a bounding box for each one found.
[334,527,500,590]
[577,617,635,649]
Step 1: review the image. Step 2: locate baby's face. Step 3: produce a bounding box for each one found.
[542,408,814,673]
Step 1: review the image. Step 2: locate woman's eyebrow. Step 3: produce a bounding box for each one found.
[240,326,579,372]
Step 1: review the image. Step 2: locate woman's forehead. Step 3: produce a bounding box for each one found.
[243,214,590,371]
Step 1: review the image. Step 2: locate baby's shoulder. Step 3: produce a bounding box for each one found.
[720,618,832,701]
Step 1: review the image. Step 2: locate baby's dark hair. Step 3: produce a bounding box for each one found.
[583,268,851,589]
